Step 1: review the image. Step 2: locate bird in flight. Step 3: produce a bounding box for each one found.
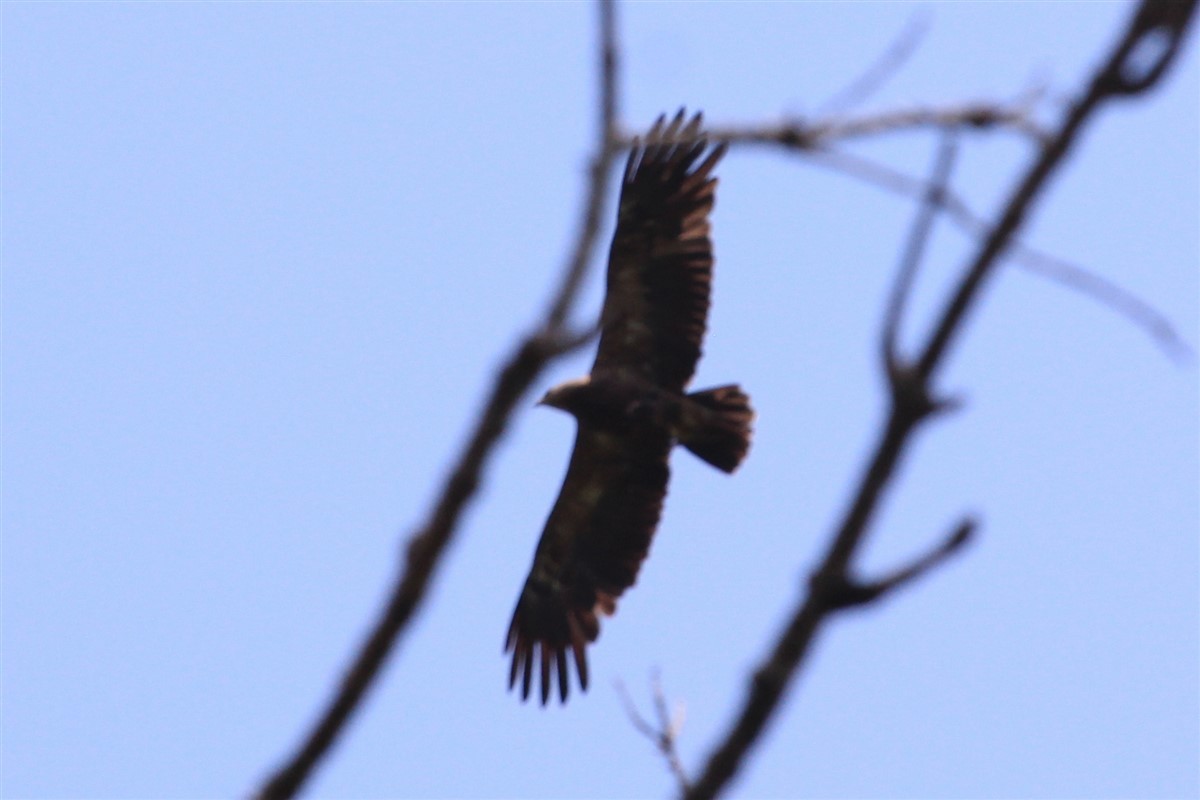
[506,109,753,705]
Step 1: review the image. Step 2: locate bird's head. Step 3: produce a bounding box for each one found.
[537,376,591,413]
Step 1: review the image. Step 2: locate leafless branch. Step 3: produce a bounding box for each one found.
[914,0,1195,383]
[882,129,960,366]
[546,0,621,332]
[617,672,691,793]
[683,2,1197,798]
[809,145,1192,361]
[250,3,623,798]
[703,98,1052,151]
[815,11,932,117]
[635,85,1193,360]
[811,517,976,611]
[624,89,1189,361]
[1012,245,1192,363]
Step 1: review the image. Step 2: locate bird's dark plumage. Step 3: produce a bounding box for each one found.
[506,110,753,705]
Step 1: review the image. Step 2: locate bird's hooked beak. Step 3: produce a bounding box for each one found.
[537,377,589,411]
[536,386,562,409]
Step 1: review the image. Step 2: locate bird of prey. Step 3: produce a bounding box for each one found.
[506,109,753,705]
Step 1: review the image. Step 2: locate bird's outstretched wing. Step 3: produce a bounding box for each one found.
[592,109,727,392]
[505,424,671,704]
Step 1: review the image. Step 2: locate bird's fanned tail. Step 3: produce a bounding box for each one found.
[680,384,754,473]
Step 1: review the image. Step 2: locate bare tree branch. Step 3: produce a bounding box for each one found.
[811,517,976,611]
[668,95,1191,360]
[617,672,691,794]
[914,0,1195,384]
[703,99,1052,151]
[814,11,932,117]
[683,3,1197,798]
[546,0,621,333]
[807,145,1192,361]
[251,3,623,798]
[882,130,960,366]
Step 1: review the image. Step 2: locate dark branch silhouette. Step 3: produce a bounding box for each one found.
[804,145,1191,360]
[693,92,1192,359]
[683,2,1197,798]
[251,3,621,797]
[704,100,1052,152]
[881,130,961,363]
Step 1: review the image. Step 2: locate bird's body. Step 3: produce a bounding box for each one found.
[506,110,752,704]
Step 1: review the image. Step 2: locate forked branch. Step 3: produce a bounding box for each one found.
[683,2,1197,798]
[618,672,692,793]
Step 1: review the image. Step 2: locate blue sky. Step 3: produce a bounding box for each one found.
[3,3,1197,798]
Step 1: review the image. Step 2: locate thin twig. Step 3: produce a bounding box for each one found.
[250,3,623,798]
[882,129,960,366]
[683,3,1197,798]
[547,0,621,332]
[704,100,1052,151]
[1010,245,1192,363]
[682,93,1190,359]
[808,146,1192,361]
[811,518,976,610]
[815,11,932,117]
[617,673,691,793]
[857,517,976,602]
[716,101,1192,360]
[914,0,1196,383]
